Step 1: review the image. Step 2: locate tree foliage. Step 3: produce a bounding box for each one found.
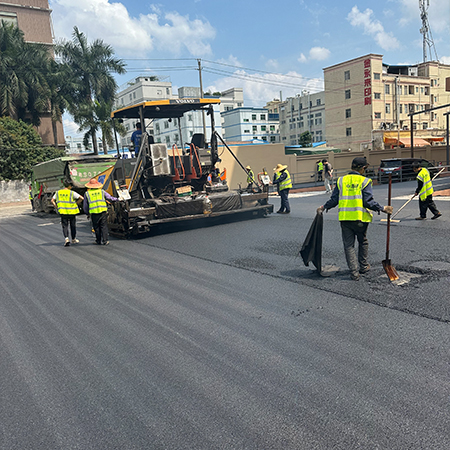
[298,131,313,147]
[0,117,65,180]
[56,27,126,155]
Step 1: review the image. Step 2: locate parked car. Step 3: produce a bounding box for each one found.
[377,158,438,183]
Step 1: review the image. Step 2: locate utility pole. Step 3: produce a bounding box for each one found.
[197,59,207,139]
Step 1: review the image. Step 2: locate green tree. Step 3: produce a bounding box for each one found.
[298,131,312,147]
[56,27,126,155]
[0,22,51,126]
[0,117,65,180]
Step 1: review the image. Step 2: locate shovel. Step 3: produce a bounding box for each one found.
[382,174,399,281]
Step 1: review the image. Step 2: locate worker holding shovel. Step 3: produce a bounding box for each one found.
[412,162,442,221]
[316,157,393,281]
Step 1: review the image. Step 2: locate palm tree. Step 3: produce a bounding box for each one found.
[56,27,126,155]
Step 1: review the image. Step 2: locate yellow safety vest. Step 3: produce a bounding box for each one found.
[318,162,324,171]
[55,189,79,215]
[337,174,373,222]
[417,168,433,201]
[276,170,292,191]
[86,189,107,214]
[247,170,254,184]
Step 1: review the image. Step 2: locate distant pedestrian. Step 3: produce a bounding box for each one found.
[412,162,441,220]
[316,160,324,181]
[131,122,142,157]
[245,165,255,189]
[51,181,84,246]
[317,157,393,280]
[273,163,292,214]
[323,159,333,193]
[83,178,119,245]
[29,184,35,212]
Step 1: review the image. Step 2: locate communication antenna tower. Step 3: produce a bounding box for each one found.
[419,0,438,62]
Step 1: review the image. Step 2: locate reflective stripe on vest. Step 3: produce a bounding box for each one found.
[279,170,292,191]
[86,189,107,214]
[337,174,373,222]
[417,168,433,201]
[318,162,324,171]
[56,189,79,215]
[247,170,254,184]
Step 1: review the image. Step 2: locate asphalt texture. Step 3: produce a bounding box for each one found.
[1,179,450,449]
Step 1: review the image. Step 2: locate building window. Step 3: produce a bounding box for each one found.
[374,92,381,99]
[262,136,267,141]
[188,114,192,121]
[399,104,403,114]
[0,12,18,26]
[316,99,321,106]
[252,114,257,120]
[237,102,242,107]
[346,128,352,136]
[164,121,169,129]
[270,125,275,131]
[252,126,257,132]
[423,123,428,129]
[345,90,351,99]
[345,108,351,118]
[133,92,136,99]
[243,118,249,122]
[260,114,266,120]
[165,136,170,143]
[344,70,350,80]
[261,125,266,131]
[155,123,160,133]
[374,73,380,80]
[129,94,132,101]
[166,88,170,95]
[374,112,381,119]
[386,104,391,114]
[385,84,390,94]
[270,136,276,143]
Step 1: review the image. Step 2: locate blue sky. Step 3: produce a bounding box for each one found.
[49,0,450,137]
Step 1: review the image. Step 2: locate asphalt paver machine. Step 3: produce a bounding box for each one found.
[103,98,273,236]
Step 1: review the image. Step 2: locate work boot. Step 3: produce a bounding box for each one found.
[72,238,79,244]
[64,237,70,247]
[350,273,360,281]
[276,210,284,214]
[359,264,371,274]
[415,217,426,220]
[431,212,442,220]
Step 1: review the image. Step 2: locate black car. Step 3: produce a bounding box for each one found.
[377,158,437,183]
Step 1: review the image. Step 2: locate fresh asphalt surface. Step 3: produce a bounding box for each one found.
[1,179,450,449]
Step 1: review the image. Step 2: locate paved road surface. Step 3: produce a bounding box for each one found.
[1,180,449,449]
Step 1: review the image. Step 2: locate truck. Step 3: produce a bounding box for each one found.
[98,98,273,236]
[31,155,118,213]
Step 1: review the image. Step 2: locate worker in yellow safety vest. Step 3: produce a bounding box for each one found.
[317,160,324,181]
[83,178,119,246]
[317,157,393,280]
[412,162,441,220]
[273,163,292,214]
[245,165,255,189]
[51,181,84,246]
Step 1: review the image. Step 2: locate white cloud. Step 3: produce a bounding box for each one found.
[217,55,243,67]
[347,6,400,51]
[265,59,279,69]
[440,56,450,64]
[50,0,216,57]
[309,47,330,61]
[298,53,307,63]
[206,70,323,106]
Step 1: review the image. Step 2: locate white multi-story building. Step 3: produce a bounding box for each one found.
[153,87,222,148]
[221,107,280,143]
[279,91,326,145]
[114,76,174,147]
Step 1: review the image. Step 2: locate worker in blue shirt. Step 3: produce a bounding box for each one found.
[131,122,142,157]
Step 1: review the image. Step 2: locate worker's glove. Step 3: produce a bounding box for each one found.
[413,193,418,198]
[383,206,393,215]
[316,206,324,215]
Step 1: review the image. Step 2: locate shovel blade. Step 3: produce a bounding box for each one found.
[382,259,399,281]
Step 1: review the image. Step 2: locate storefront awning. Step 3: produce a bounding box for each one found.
[398,137,430,146]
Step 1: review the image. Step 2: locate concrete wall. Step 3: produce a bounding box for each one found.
[217,143,449,189]
[0,180,29,203]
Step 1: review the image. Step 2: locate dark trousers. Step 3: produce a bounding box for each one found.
[279,188,290,212]
[340,221,369,276]
[61,215,77,239]
[91,212,109,244]
[419,195,439,218]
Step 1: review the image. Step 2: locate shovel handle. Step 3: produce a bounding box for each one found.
[385,174,392,261]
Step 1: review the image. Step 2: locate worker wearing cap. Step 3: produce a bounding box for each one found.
[273,163,292,214]
[51,181,84,247]
[245,165,255,189]
[317,157,393,280]
[83,178,119,245]
[412,162,441,220]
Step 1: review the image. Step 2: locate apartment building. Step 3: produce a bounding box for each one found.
[221,107,280,143]
[1,0,65,146]
[324,54,450,151]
